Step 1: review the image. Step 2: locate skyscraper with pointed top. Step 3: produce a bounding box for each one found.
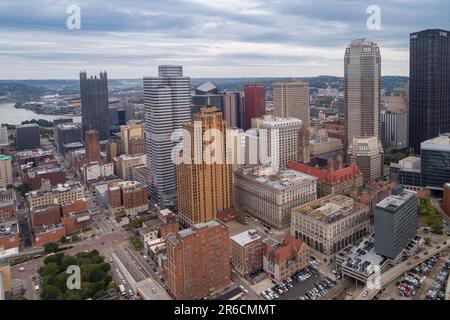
[80,71,110,141]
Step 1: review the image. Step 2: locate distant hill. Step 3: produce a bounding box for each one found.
[0,76,409,101]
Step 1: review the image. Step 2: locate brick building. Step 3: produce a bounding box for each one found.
[230,229,263,276]
[107,181,148,215]
[165,220,231,300]
[0,189,17,220]
[288,161,363,198]
[0,221,20,250]
[263,236,309,282]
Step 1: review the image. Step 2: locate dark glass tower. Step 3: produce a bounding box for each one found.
[409,29,450,154]
[80,71,110,141]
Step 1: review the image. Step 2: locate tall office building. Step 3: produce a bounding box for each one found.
[223,92,240,128]
[16,124,40,151]
[85,130,101,163]
[345,40,381,153]
[144,65,191,208]
[375,187,418,260]
[177,108,233,226]
[420,134,450,190]
[165,220,231,300]
[54,123,83,155]
[80,71,110,141]
[348,136,383,183]
[0,127,8,147]
[381,111,408,152]
[243,84,265,131]
[409,29,450,153]
[120,120,145,155]
[273,80,310,123]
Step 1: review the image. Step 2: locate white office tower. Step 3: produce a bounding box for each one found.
[345,40,381,156]
[144,65,191,209]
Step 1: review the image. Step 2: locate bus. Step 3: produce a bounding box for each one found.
[119,284,126,296]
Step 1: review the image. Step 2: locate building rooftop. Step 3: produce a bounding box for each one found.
[376,189,416,212]
[288,161,361,185]
[237,165,316,191]
[421,134,450,151]
[0,154,12,161]
[29,182,83,197]
[230,229,261,246]
[293,195,358,224]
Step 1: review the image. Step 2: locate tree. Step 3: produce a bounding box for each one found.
[236,209,246,224]
[424,237,431,246]
[44,242,59,254]
[41,285,61,300]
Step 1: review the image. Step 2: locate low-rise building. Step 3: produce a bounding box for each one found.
[107,180,148,216]
[309,134,344,162]
[0,189,17,220]
[291,195,371,264]
[390,156,422,190]
[263,236,309,282]
[80,161,114,184]
[234,165,317,229]
[0,220,20,250]
[113,154,146,180]
[138,209,179,243]
[22,164,67,191]
[27,182,84,210]
[288,161,363,198]
[230,229,263,276]
[34,224,66,247]
[15,148,55,168]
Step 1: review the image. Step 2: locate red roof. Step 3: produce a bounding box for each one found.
[265,236,305,264]
[288,161,361,185]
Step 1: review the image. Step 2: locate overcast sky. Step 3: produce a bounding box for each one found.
[0,0,449,79]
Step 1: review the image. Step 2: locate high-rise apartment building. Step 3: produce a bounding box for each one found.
[144,65,191,209]
[409,29,450,153]
[375,187,418,260]
[177,107,233,226]
[16,124,40,151]
[345,40,381,154]
[80,71,110,141]
[165,220,231,300]
[348,136,383,183]
[0,155,13,189]
[243,84,265,131]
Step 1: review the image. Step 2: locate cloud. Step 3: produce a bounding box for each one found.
[0,0,448,78]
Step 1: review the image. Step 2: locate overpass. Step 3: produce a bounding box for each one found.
[356,239,450,300]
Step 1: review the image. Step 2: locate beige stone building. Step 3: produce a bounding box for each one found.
[27,182,84,210]
[291,195,371,264]
[0,155,13,189]
[113,154,146,180]
[348,136,383,183]
[120,120,145,155]
[177,107,233,226]
[234,165,317,229]
[345,40,381,151]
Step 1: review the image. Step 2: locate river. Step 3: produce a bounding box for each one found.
[0,102,81,125]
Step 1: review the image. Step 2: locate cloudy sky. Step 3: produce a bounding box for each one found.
[0,0,449,79]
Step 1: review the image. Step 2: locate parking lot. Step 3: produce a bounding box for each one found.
[259,267,336,301]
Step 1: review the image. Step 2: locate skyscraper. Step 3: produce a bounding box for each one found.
[80,71,110,141]
[177,107,233,226]
[16,124,40,151]
[409,29,450,154]
[273,80,310,124]
[348,136,383,183]
[344,40,381,153]
[144,65,191,209]
[243,84,265,131]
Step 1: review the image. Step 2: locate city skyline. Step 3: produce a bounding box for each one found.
[1,0,450,79]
